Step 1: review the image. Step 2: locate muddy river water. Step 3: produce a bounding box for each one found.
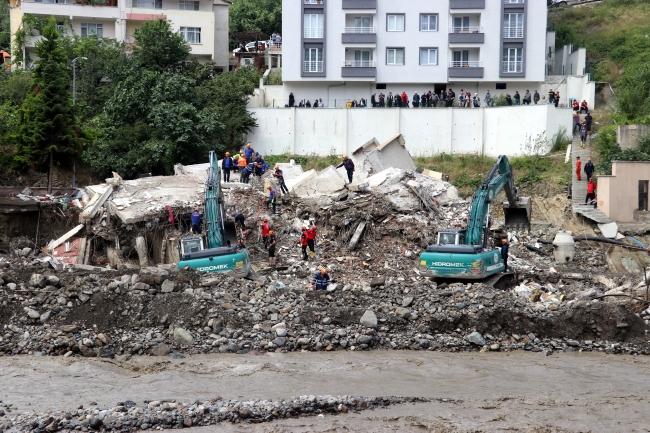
[1,351,649,432]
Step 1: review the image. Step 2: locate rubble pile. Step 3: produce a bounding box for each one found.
[0,395,438,431]
[0,253,647,359]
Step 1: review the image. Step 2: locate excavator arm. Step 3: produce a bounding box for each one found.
[204,151,225,249]
[466,155,531,246]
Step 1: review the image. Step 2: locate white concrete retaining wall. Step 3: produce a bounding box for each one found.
[247,104,573,158]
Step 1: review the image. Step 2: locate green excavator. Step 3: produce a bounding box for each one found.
[177,151,251,278]
[419,155,531,284]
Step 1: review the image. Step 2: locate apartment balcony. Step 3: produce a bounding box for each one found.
[449,0,485,9]
[304,27,324,39]
[503,26,524,39]
[303,61,324,73]
[303,0,324,9]
[342,60,376,78]
[502,61,523,74]
[342,27,376,44]
[342,0,377,10]
[448,61,484,78]
[21,0,119,19]
[448,26,484,43]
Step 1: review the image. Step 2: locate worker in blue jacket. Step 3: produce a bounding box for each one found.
[221,152,233,183]
[266,185,277,214]
[241,163,254,184]
[501,238,509,272]
[244,143,256,163]
[312,269,330,291]
[191,207,202,234]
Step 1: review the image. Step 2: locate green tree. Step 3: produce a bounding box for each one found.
[11,17,81,192]
[0,0,10,52]
[197,67,261,152]
[229,0,282,48]
[131,19,191,71]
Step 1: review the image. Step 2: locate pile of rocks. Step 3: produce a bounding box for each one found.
[0,257,647,359]
[0,395,438,432]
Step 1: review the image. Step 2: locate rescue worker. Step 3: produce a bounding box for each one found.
[575,156,581,181]
[580,119,588,148]
[312,268,330,291]
[237,239,246,251]
[254,155,265,178]
[273,165,289,194]
[586,178,597,206]
[222,152,233,182]
[241,162,254,184]
[191,207,202,234]
[336,155,355,184]
[501,238,509,272]
[266,185,277,215]
[232,154,242,172]
[299,226,309,261]
[237,154,247,175]
[244,143,256,163]
[231,212,246,234]
[307,224,317,259]
[584,157,595,181]
[261,217,271,249]
[267,230,277,266]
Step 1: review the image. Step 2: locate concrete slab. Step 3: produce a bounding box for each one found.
[286,169,317,192]
[598,222,619,239]
[292,166,346,198]
[366,168,406,189]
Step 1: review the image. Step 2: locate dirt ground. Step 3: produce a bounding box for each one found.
[1,351,649,433]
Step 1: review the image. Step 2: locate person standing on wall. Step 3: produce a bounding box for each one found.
[485,90,492,107]
[289,92,295,107]
[221,152,233,183]
[336,155,355,184]
[533,90,540,104]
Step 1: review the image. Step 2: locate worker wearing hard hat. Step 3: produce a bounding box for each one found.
[273,165,289,195]
[261,217,271,249]
[307,224,317,259]
[336,155,355,184]
[266,185,277,215]
[312,268,330,291]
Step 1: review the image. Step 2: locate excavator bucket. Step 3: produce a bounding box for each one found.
[503,197,532,231]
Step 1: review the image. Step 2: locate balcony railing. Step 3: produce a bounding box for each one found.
[343,60,376,67]
[304,27,324,38]
[23,0,118,5]
[502,61,523,73]
[304,0,324,3]
[450,26,483,33]
[303,61,324,73]
[449,61,482,68]
[343,26,376,34]
[503,27,524,38]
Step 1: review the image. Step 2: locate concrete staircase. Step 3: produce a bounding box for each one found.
[571,133,611,224]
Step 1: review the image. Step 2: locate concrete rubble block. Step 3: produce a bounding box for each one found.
[360,310,378,328]
[380,183,421,212]
[173,328,194,346]
[365,168,406,189]
[286,169,317,193]
[160,280,175,293]
[139,267,170,285]
[598,222,618,239]
[465,331,486,346]
[29,273,45,288]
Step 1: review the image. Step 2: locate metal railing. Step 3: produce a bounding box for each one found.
[449,26,483,33]
[503,26,524,38]
[304,0,324,3]
[504,0,524,3]
[448,61,482,68]
[342,60,376,67]
[303,61,324,73]
[502,61,523,73]
[304,27,324,38]
[23,0,117,5]
[343,26,376,34]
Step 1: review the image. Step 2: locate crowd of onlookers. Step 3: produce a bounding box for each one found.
[285,88,576,109]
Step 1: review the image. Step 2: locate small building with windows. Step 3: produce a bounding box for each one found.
[281,0,549,107]
[7,0,231,71]
[597,161,650,223]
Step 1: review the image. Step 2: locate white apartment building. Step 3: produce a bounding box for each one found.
[7,0,231,71]
[282,0,548,106]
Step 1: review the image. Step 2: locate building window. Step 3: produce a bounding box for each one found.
[420,14,438,31]
[81,23,103,38]
[179,0,199,10]
[137,0,162,8]
[56,21,66,34]
[503,47,523,73]
[452,16,470,33]
[181,27,201,44]
[304,14,324,38]
[351,16,372,33]
[451,49,469,67]
[386,48,404,65]
[419,48,438,65]
[503,13,524,38]
[504,0,524,3]
[387,14,405,32]
[304,47,323,72]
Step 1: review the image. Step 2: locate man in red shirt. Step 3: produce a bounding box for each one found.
[307,225,317,259]
[261,218,271,249]
[586,179,597,206]
[299,226,309,261]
